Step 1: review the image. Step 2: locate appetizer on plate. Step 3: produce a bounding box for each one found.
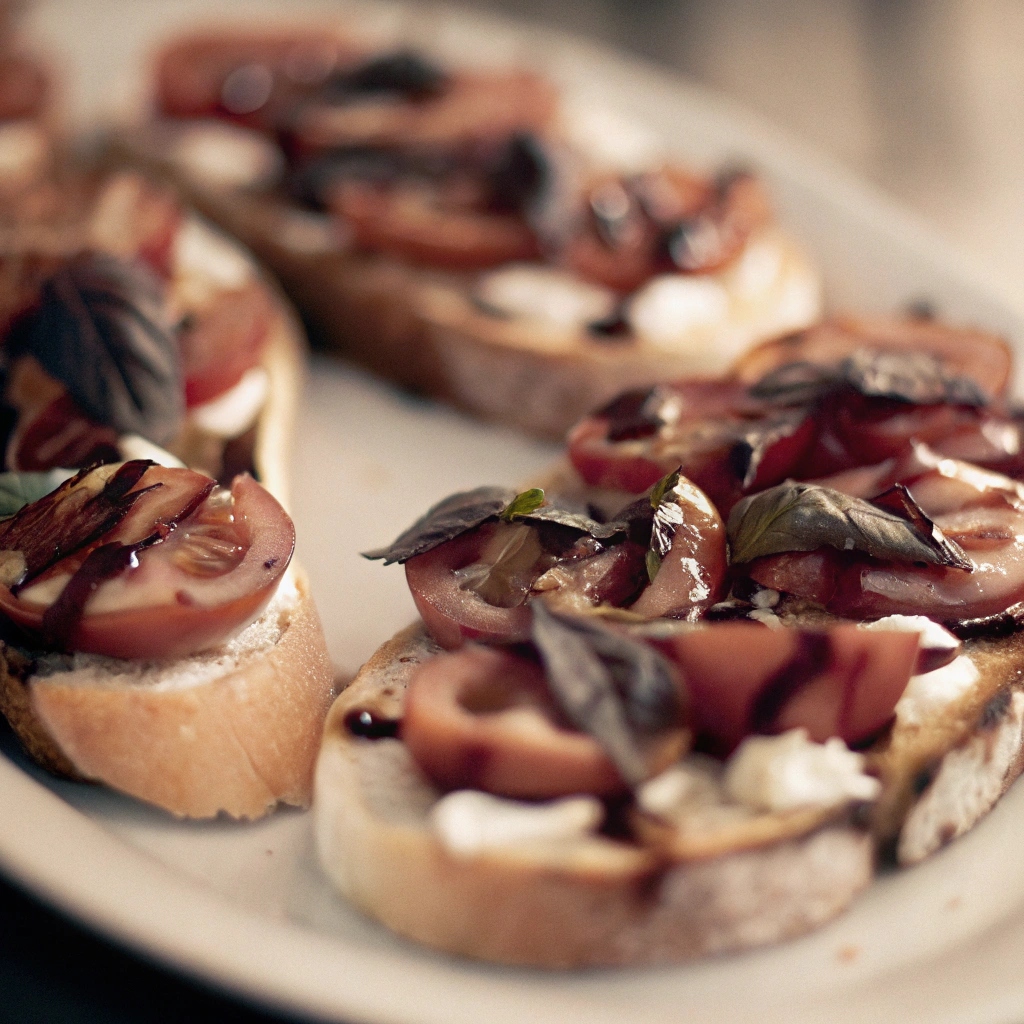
[0,164,336,819]
[113,26,821,436]
[315,312,1024,964]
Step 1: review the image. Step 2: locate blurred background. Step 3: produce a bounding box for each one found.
[453,0,1024,310]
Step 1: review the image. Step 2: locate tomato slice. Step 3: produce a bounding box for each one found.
[156,30,355,128]
[733,315,1013,402]
[0,53,49,120]
[0,465,293,660]
[330,181,539,270]
[658,622,918,753]
[405,524,534,650]
[181,282,274,407]
[6,394,120,472]
[566,379,816,512]
[403,644,628,797]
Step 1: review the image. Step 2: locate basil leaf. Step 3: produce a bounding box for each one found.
[749,348,988,409]
[518,502,628,539]
[600,386,680,443]
[0,469,75,519]
[11,254,183,444]
[362,486,515,564]
[531,603,683,787]
[500,488,545,521]
[647,469,685,581]
[727,481,973,569]
[729,409,813,490]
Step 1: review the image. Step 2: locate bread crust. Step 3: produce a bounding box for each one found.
[110,130,822,439]
[314,625,873,967]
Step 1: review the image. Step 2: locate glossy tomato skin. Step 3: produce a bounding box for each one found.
[405,524,534,650]
[658,622,918,753]
[0,470,294,660]
[403,644,629,797]
[6,394,120,472]
[181,283,274,407]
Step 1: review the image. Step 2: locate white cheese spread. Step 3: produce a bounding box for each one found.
[627,274,730,352]
[170,120,282,190]
[189,367,269,439]
[173,216,255,311]
[118,435,186,468]
[430,790,603,856]
[475,264,616,330]
[894,655,980,727]
[723,728,881,811]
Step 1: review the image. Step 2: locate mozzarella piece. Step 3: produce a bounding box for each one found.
[430,790,603,856]
[475,264,616,330]
[170,121,282,190]
[722,236,784,302]
[637,760,721,817]
[173,215,255,312]
[189,367,269,439]
[627,274,730,351]
[0,121,47,184]
[724,728,881,811]
[895,655,981,727]
[118,435,186,468]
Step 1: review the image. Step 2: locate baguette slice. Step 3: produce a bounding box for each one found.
[0,183,339,819]
[110,121,822,439]
[314,624,873,967]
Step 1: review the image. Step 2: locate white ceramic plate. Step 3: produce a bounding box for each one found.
[7,2,1024,1022]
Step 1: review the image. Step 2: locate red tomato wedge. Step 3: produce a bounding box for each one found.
[331,182,539,270]
[403,644,628,798]
[404,524,535,650]
[733,315,1013,402]
[567,379,816,511]
[6,394,120,472]
[0,463,293,660]
[658,623,919,753]
[156,30,355,128]
[181,282,274,407]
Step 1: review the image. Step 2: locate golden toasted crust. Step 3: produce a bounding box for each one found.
[314,625,872,967]
[18,575,336,819]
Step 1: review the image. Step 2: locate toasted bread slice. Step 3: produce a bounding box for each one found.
[314,624,872,967]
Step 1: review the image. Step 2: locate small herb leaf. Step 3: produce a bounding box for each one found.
[500,488,545,521]
[531,603,683,786]
[727,481,973,569]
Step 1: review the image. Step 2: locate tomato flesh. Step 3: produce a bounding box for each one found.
[659,623,918,753]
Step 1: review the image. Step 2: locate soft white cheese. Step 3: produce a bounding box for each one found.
[475,264,616,331]
[860,613,958,652]
[0,121,47,183]
[748,608,783,628]
[173,215,255,312]
[189,367,269,439]
[895,655,980,727]
[636,760,721,817]
[750,588,780,609]
[722,236,783,303]
[118,434,186,468]
[170,120,282,190]
[430,790,603,856]
[627,274,730,351]
[723,728,881,812]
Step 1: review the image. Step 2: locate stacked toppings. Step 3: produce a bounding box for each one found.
[156,33,810,350]
[363,311,1017,853]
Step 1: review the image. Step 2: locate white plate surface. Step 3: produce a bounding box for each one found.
[6,2,1024,1022]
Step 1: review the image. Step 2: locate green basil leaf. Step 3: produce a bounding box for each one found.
[727,481,973,569]
[500,488,545,521]
[531,603,683,787]
[0,469,76,519]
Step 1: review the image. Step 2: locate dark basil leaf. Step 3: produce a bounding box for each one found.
[488,133,549,216]
[12,254,182,444]
[362,486,515,564]
[729,408,811,489]
[0,469,74,519]
[749,348,987,409]
[600,386,679,443]
[324,50,448,100]
[531,603,682,786]
[747,361,835,405]
[841,348,987,407]
[727,481,973,569]
[518,503,628,539]
[647,469,683,581]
